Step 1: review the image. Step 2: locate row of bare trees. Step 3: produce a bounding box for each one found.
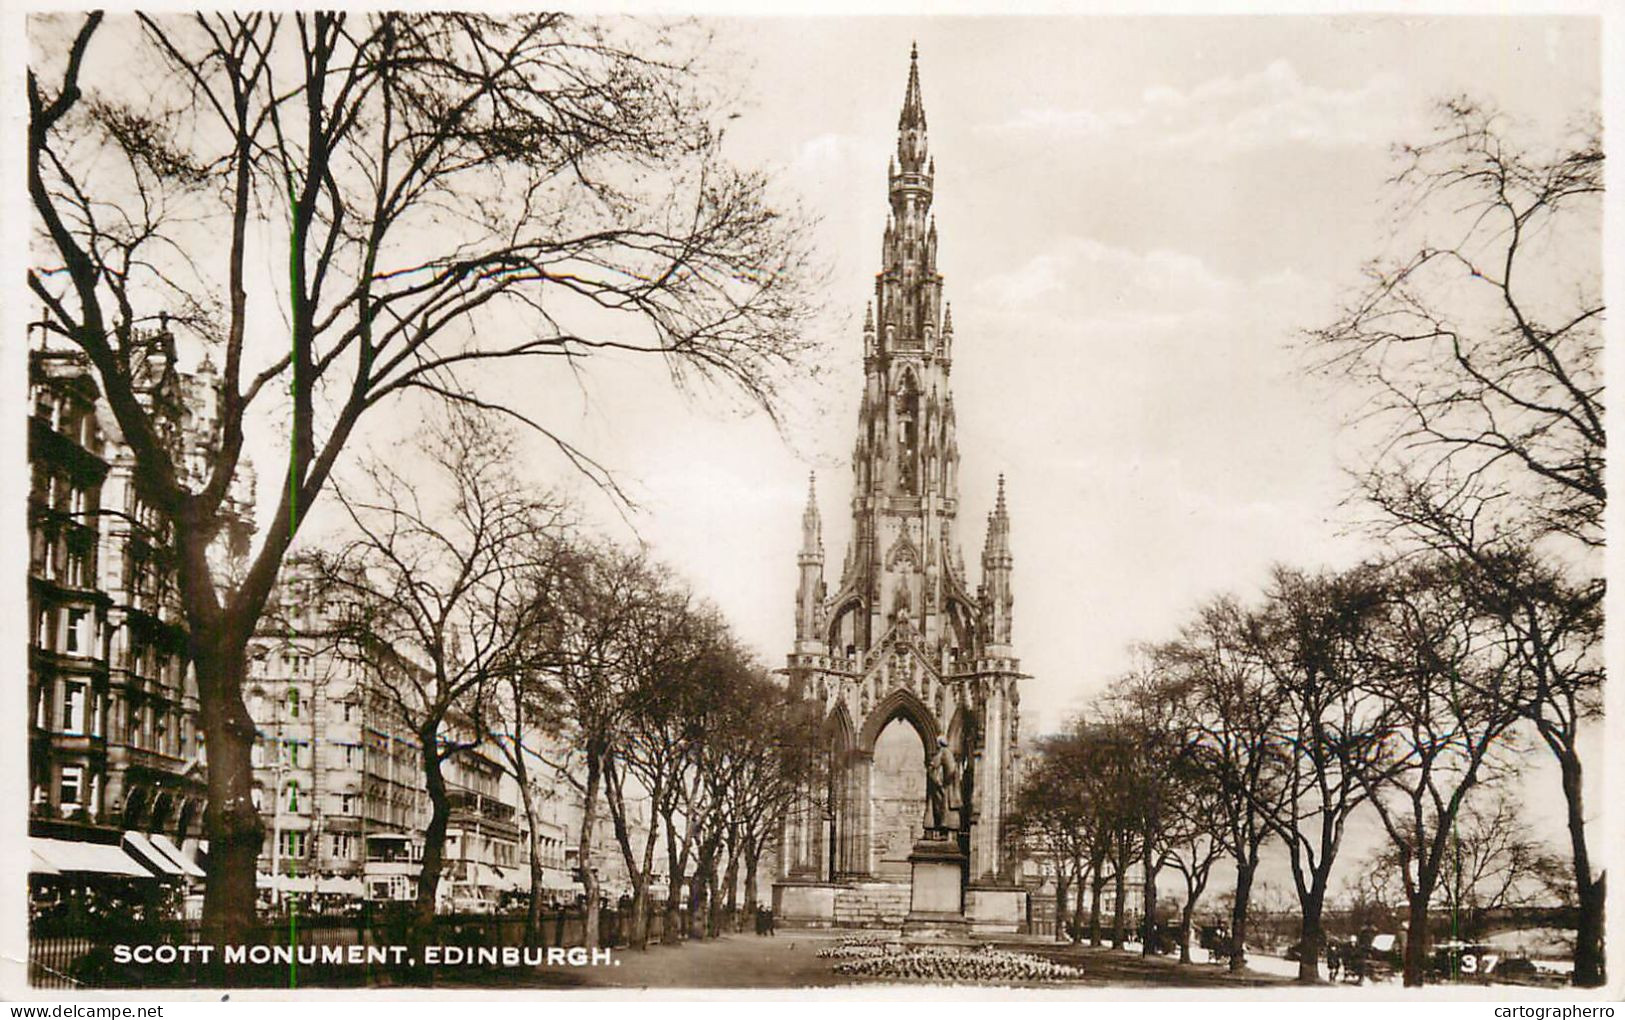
[1020,553,1591,987]
[28,10,819,946]
[298,415,815,951]
[1018,97,1603,988]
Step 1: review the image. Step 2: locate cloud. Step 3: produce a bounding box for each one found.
[972,235,1283,324]
[982,58,1413,157]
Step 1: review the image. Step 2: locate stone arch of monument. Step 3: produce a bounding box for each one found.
[857,685,940,754]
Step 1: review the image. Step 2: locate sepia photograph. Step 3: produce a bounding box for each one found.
[6,4,1614,1001]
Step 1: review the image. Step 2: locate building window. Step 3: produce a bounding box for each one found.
[65,608,88,654]
[287,687,300,718]
[60,766,83,806]
[66,549,89,587]
[341,701,356,724]
[279,830,306,859]
[341,793,356,815]
[61,682,86,735]
[331,833,353,860]
[285,780,300,813]
[90,691,102,737]
[343,745,360,768]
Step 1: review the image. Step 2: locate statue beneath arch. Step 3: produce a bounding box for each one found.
[775,46,1029,935]
[925,736,961,835]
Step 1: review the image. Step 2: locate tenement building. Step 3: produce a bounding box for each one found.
[27,327,254,889]
[775,48,1028,932]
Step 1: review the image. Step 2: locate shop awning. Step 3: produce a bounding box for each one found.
[316,874,365,895]
[30,849,60,876]
[256,872,316,894]
[149,834,206,878]
[29,837,153,878]
[123,832,185,877]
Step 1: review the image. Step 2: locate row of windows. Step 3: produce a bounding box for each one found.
[31,530,96,588]
[255,783,362,817]
[251,739,363,770]
[247,687,359,723]
[35,681,199,759]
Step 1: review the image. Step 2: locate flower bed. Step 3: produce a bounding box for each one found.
[831,944,1087,983]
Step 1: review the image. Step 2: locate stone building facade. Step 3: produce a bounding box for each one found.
[27,331,253,882]
[776,48,1027,931]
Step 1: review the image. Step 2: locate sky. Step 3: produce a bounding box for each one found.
[513,16,1602,743]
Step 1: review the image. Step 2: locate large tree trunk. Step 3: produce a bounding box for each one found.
[577,753,603,949]
[628,881,650,951]
[721,846,741,933]
[414,729,452,941]
[662,811,685,945]
[1402,889,1431,987]
[1071,875,1086,944]
[707,856,726,937]
[1296,883,1327,984]
[688,846,710,940]
[1141,843,1159,957]
[1053,875,1070,942]
[1089,872,1105,946]
[1111,842,1129,949]
[1558,749,1605,987]
[195,633,264,951]
[1229,858,1256,974]
[1179,896,1196,964]
[514,763,546,944]
[743,848,760,923]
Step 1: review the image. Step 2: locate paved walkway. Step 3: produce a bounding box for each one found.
[431,931,1298,990]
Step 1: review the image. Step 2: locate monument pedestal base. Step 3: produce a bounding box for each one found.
[903,837,970,937]
[966,883,1027,934]
[772,879,839,928]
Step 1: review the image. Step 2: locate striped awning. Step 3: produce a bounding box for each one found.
[123,832,185,876]
[29,837,153,878]
[149,834,206,878]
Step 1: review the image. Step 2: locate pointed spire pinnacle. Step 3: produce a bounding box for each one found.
[995,473,1007,516]
[900,42,926,131]
[943,303,953,333]
[864,302,875,331]
[800,471,823,558]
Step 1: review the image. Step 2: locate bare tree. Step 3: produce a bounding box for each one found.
[1435,793,1574,923]
[475,538,576,944]
[1253,565,1391,983]
[1161,768,1226,967]
[315,414,562,939]
[732,682,822,921]
[543,544,670,949]
[1160,595,1287,972]
[28,11,817,940]
[1011,734,1094,942]
[1099,665,1189,958]
[603,586,719,950]
[1308,97,1604,984]
[1353,557,1523,986]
